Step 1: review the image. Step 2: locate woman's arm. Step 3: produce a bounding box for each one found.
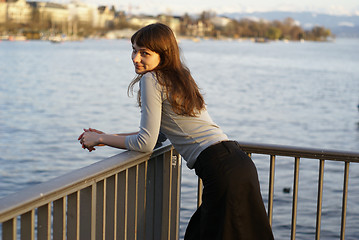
[80,73,163,153]
[79,128,138,151]
[125,73,163,152]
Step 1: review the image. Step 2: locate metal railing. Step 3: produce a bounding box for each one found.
[220,141,359,240]
[0,143,181,240]
[1,141,359,240]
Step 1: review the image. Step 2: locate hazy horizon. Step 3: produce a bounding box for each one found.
[37,0,359,16]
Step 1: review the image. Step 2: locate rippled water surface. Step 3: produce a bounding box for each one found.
[1,38,358,239]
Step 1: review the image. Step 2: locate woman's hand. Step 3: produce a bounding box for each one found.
[78,128,132,151]
[78,128,105,152]
[82,132,101,148]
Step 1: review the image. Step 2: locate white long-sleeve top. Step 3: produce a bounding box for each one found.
[125,72,228,169]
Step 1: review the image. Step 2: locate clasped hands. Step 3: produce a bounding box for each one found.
[78,128,104,152]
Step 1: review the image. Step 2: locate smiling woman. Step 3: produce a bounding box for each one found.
[131,44,161,74]
[1,23,358,240]
[78,23,274,239]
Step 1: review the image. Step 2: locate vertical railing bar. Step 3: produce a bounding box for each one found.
[20,209,35,240]
[53,197,66,240]
[125,169,128,240]
[71,191,80,240]
[315,159,325,240]
[104,176,115,240]
[115,171,126,239]
[174,152,181,240]
[37,203,51,240]
[62,197,67,240]
[167,151,173,240]
[340,161,349,240]
[79,187,93,240]
[91,183,97,240]
[47,202,51,240]
[290,157,300,240]
[268,155,276,226]
[169,149,180,240]
[102,178,107,240]
[95,181,104,239]
[113,174,118,240]
[135,165,139,240]
[76,191,80,240]
[137,160,148,240]
[2,217,17,240]
[144,160,148,217]
[66,191,80,240]
[153,155,164,240]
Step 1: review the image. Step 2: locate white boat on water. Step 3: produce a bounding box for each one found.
[49,35,63,43]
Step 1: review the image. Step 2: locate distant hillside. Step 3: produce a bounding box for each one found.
[222,11,359,37]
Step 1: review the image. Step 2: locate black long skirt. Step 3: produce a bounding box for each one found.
[184,141,274,240]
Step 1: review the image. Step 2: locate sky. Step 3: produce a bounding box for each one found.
[70,0,359,16]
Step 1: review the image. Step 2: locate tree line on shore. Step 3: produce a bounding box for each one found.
[215,17,333,41]
[182,11,333,41]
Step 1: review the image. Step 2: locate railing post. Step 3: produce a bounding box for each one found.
[170,150,181,240]
[53,197,66,240]
[137,162,148,240]
[116,170,128,240]
[315,159,325,240]
[340,161,349,240]
[105,175,116,240]
[127,167,138,240]
[291,157,300,240]
[268,155,276,226]
[37,204,51,240]
[20,210,35,240]
[67,191,80,240]
[162,150,173,240]
[2,218,17,240]
[79,186,92,240]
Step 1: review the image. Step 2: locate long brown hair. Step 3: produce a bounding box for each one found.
[128,23,205,117]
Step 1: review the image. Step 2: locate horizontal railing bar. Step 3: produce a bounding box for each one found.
[237,141,359,162]
[0,142,173,223]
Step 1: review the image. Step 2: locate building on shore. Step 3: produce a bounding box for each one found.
[0,0,32,24]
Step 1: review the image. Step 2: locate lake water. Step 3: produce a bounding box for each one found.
[1,38,359,239]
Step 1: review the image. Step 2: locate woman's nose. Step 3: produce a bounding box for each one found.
[132,53,140,63]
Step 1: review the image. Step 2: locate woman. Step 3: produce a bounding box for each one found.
[79,23,274,239]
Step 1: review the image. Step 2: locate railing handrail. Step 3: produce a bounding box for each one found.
[236,141,359,162]
[0,143,173,223]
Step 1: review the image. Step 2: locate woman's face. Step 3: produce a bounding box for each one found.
[132,43,161,74]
